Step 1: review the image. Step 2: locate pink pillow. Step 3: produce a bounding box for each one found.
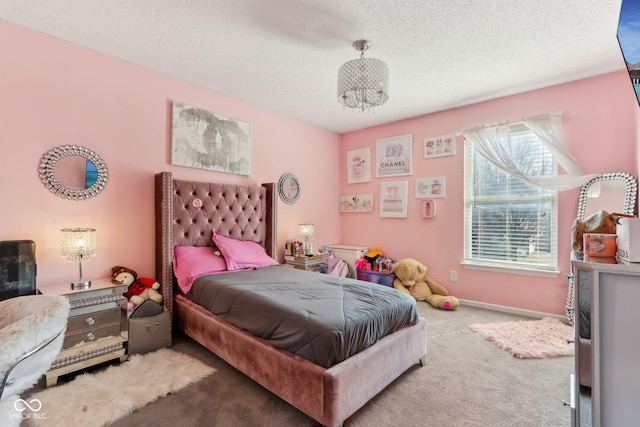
[173,246,227,294]
[213,229,279,270]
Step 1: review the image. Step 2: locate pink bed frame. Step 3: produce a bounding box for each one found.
[155,172,427,427]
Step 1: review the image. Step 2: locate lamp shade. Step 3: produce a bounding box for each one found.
[60,228,96,261]
[298,223,314,239]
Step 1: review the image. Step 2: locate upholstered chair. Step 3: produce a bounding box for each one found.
[0,295,70,425]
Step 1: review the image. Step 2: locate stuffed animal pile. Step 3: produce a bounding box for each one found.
[111,266,162,309]
[356,247,393,272]
[392,258,459,310]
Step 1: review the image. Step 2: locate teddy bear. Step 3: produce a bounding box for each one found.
[111,265,138,286]
[111,265,162,308]
[126,277,163,307]
[392,258,459,310]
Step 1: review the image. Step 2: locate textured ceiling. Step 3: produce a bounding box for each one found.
[0,0,626,133]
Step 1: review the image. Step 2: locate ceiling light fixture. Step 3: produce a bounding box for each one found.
[337,40,389,113]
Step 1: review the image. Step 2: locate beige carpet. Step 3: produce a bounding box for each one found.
[468,317,574,359]
[25,348,216,427]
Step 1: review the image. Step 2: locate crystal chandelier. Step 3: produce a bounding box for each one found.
[337,40,389,113]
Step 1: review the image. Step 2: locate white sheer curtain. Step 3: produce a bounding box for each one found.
[461,113,597,190]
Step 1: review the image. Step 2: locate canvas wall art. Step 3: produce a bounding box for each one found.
[171,101,251,175]
[376,134,413,177]
[424,134,456,158]
[415,176,446,198]
[339,194,374,212]
[347,147,372,184]
[380,181,408,218]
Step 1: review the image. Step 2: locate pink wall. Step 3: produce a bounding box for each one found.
[340,71,639,315]
[2,20,638,316]
[0,21,342,286]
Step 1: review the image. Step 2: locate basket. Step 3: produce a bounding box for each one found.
[356,269,396,287]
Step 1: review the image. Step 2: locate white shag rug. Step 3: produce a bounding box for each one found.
[25,348,216,427]
[468,317,574,359]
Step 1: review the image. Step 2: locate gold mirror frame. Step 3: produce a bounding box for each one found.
[277,172,301,204]
[39,145,109,200]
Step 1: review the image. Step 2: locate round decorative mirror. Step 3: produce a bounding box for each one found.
[277,172,301,204]
[39,145,109,200]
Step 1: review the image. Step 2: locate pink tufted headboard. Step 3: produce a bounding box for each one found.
[155,172,277,324]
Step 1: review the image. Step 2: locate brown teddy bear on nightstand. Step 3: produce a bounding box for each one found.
[111,266,163,308]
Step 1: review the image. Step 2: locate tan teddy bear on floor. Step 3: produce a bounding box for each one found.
[392,258,459,310]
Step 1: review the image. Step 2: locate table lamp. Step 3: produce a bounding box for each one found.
[60,227,96,289]
[298,223,315,256]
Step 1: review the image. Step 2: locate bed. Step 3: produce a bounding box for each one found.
[154,171,427,427]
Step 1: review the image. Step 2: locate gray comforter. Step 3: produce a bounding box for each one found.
[187,265,419,368]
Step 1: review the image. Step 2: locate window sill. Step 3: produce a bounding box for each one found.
[461,261,560,278]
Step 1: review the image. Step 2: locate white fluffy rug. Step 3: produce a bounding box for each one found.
[468,317,574,359]
[26,348,216,427]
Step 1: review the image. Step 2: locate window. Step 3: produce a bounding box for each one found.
[463,123,558,272]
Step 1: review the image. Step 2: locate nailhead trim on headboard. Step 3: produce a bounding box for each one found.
[155,172,277,327]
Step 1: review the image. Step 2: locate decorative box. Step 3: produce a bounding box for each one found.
[583,233,617,258]
[357,269,395,287]
[616,217,640,262]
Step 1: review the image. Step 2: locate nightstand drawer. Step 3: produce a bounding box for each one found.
[63,322,122,348]
[66,308,121,333]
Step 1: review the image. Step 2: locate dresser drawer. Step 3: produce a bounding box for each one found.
[66,308,120,333]
[63,322,122,348]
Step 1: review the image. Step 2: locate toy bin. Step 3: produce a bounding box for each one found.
[357,269,395,287]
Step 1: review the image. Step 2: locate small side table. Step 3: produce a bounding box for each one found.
[38,278,128,386]
[284,254,329,273]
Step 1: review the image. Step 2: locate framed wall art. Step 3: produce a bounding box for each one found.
[347,147,372,184]
[424,134,456,159]
[171,101,252,175]
[380,180,408,218]
[415,176,446,198]
[339,194,374,212]
[376,134,413,177]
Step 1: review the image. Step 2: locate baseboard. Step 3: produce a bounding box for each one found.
[459,299,569,324]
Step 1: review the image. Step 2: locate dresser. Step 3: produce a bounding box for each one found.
[38,278,128,386]
[571,257,640,427]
